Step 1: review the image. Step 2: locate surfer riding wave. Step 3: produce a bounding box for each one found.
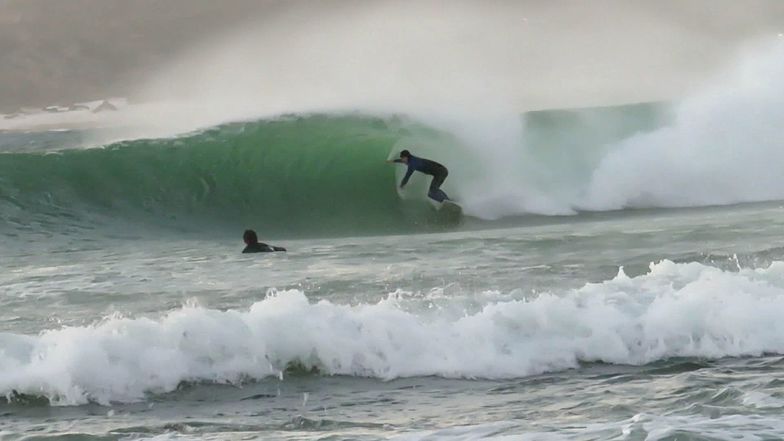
[387,149,450,202]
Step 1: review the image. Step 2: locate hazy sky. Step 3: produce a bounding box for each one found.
[1,0,783,112]
[0,0,272,111]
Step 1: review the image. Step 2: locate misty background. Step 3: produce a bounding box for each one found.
[1,0,783,114]
[0,0,274,112]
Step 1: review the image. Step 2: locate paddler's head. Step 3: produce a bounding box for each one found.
[243,229,259,245]
[399,149,411,164]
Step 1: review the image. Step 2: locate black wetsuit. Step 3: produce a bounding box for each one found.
[394,155,450,202]
[242,243,286,253]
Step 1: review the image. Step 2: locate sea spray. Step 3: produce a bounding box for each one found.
[582,41,784,210]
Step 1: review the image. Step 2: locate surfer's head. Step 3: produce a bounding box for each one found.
[243,229,259,245]
[399,149,411,164]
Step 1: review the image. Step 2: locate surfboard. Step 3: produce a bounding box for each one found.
[439,200,462,213]
[432,199,463,225]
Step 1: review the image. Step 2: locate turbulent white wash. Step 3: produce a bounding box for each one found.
[4,259,784,405]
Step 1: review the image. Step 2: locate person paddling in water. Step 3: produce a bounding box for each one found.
[387,149,450,202]
[242,229,286,253]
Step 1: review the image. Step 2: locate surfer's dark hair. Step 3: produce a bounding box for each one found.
[399,149,411,158]
[243,229,258,244]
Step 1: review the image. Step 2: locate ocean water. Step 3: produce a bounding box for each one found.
[4,107,784,441]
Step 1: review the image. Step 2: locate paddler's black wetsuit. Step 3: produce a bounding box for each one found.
[242,229,286,253]
[394,155,450,202]
[242,243,286,253]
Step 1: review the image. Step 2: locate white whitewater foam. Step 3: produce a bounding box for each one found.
[582,40,784,211]
[4,260,784,405]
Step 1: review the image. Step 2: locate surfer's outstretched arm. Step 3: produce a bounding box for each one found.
[400,167,415,188]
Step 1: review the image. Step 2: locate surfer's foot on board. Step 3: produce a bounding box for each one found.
[428,189,450,203]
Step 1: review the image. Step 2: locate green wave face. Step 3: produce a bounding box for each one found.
[0,115,466,238]
[0,103,673,239]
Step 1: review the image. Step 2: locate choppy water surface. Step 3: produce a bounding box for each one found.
[4,200,784,440]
